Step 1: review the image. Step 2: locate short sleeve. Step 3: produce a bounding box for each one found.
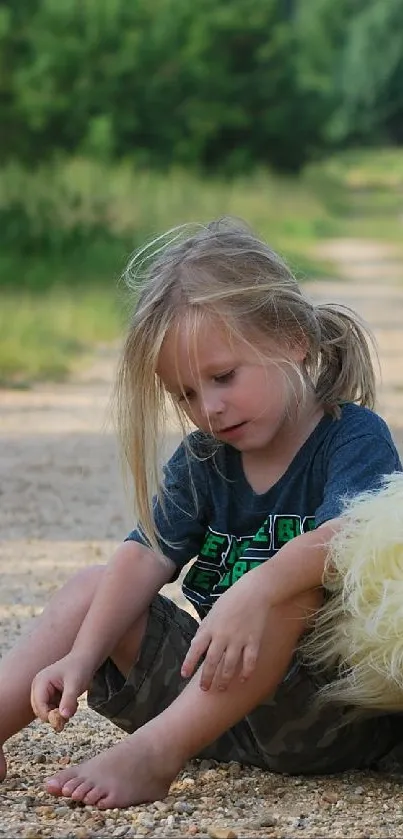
[315,434,401,527]
[125,437,211,570]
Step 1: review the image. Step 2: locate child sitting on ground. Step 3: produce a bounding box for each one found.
[0,218,401,808]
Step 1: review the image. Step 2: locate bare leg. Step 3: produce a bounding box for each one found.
[0,565,147,781]
[45,591,321,809]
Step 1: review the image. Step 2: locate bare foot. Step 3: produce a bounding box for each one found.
[44,732,181,809]
[0,746,7,782]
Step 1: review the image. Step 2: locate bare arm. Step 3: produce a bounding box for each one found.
[70,540,175,673]
[181,518,340,689]
[257,517,341,604]
[31,540,175,721]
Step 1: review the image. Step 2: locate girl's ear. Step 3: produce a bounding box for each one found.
[288,339,308,364]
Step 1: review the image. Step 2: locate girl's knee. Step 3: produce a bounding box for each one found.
[66,564,105,594]
[37,564,106,629]
[47,564,105,613]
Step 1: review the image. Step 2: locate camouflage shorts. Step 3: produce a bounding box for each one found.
[87,594,396,775]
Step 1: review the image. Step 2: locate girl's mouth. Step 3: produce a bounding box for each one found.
[217,421,247,439]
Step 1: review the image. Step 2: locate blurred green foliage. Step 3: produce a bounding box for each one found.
[0,286,122,385]
[1,149,402,384]
[1,0,403,383]
[1,0,402,173]
[0,160,335,383]
[0,158,335,290]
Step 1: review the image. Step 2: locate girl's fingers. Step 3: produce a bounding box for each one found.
[199,640,226,691]
[30,678,53,722]
[59,686,78,720]
[241,642,259,681]
[30,686,41,720]
[214,646,242,690]
[181,630,211,679]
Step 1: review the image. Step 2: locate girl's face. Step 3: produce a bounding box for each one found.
[157,317,307,456]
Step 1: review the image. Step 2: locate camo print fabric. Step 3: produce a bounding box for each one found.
[88,594,397,774]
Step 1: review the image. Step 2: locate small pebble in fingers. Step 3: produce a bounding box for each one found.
[48,709,67,732]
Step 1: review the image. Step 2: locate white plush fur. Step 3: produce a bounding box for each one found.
[304,472,403,711]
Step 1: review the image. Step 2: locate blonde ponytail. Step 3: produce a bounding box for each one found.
[312,304,377,413]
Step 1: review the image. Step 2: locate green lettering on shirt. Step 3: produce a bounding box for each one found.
[201,531,226,558]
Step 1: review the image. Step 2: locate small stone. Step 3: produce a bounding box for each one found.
[166,815,176,828]
[208,826,238,839]
[174,800,194,814]
[322,791,339,804]
[233,779,244,790]
[153,801,169,813]
[139,818,155,830]
[5,780,20,790]
[200,759,215,771]
[22,795,35,807]
[35,754,47,764]
[202,768,218,781]
[353,785,365,795]
[252,813,277,828]
[48,709,67,732]
[35,806,54,817]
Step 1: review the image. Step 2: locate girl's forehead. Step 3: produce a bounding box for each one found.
[159,317,236,367]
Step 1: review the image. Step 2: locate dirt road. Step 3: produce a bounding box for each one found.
[1,239,403,837]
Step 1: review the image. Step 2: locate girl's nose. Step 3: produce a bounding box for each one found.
[200,392,224,418]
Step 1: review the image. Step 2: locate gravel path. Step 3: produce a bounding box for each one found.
[1,239,403,838]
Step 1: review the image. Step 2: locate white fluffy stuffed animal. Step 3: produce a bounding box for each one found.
[305,471,403,712]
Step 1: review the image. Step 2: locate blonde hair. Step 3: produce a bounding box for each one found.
[303,472,403,712]
[114,217,377,549]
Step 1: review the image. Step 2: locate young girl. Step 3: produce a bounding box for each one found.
[0,218,401,809]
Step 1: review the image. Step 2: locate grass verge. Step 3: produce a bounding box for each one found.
[2,150,402,384]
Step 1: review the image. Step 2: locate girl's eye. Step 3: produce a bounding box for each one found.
[214,370,235,384]
[177,391,194,403]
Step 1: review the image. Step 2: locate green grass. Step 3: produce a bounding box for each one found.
[1,151,402,385]
[0,158,336,277]
[311,147,403,190]
[0,159,338,384]
[305,148,403,242]
[0,287,123,385]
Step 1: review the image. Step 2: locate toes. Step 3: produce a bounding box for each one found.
[61,776,85,797]
[83,785,105,806]
[70,780,95,801]
[45,769,77,796]
[45,769,104,804]
[96,794,114,810]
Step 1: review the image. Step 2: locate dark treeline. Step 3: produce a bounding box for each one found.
[1,0,403,172]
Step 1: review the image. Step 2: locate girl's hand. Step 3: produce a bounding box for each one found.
[181,569,269,691]
[30,653,93,724]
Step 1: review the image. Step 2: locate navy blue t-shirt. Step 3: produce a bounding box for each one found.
[126,404,401,618]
